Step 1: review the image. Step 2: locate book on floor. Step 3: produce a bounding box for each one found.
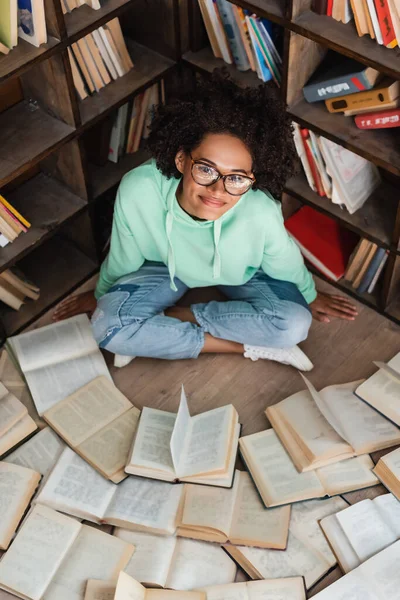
[224,497,346,590]
[374,448,400,500]
[43,376,140,482]
[320,493,400,573]
[0,381,37,457]
[0,461,40,549]
[355,352,400,425]
[36,446,185,534]
[0,504,135,600]
[6,314,111,416]
[266,376,400,472]
[114,528,237,590]
[239,429,379,507]
[311,540,400,600]
[18,0,47,47]
[0,348,39,424]
[177,469,290,548]
[125,386,240,487]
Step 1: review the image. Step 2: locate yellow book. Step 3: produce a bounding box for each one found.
[0,195,31,229]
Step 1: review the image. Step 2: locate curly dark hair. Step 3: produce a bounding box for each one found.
[146,72,296,198]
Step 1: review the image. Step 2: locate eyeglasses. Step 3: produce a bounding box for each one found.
[190,155,255,196]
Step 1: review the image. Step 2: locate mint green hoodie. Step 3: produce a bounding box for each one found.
[95,159,316,303]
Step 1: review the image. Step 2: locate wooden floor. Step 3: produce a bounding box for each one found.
[13,274,400,597]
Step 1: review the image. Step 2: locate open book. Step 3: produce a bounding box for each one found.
[355,352,400,426]
[126,386,240,487]
[178,469,290,548]
[36,447,185,534]
[266,376,400,472]
[6,314,111,416]
[86,572,204,600]
[43,376,140,482]
[0,504,134,600]
[114,528,237,590]
[320,493,400,573]
[374,448,400,501]
[0,461,40,549]
[311,540,400,600]
[0,349,39,424]
[0,381,37,457]
[239,429,379,507]
[224,496,347,590]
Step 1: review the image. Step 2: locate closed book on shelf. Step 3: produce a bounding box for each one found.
[350,0,370,35]
[355,107,400,128]
[248,17,280,86]
[0,278,26,310]
[198,0,223,59]
[98,26,125,77]
[18,0,47,47]
[104,18,134,72]
[76,38,105,92]
[85,32,111,86]
[285,206,359,281]
[357,246,386,292]
[344,238,372,282]
[303,54,381,102]
[0,269,39,299]
[232,6,255,71]
[71,42,96,93]
[366,0,384,43]
[68,47,88,100]
[92,28,119,80]
[0,194,30,229]
[352,242,377,288]
[374,0,398,46]
[215,0,250,71]
[0,0,17,48]
[326,79,400,113]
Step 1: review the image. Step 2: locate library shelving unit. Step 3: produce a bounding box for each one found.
[0,0,178,336]
[182,0,400,325]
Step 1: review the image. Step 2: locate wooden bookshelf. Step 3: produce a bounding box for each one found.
[89,149,151,199]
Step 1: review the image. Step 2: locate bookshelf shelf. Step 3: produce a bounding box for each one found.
[227,0,287,24]
[0,174,87,273]
[288,99,400,177]
[65,0,132,42]
[0,102,75,186]
[89,149,150,199]
[78,42,174,127]
[0,236,98,336]
[183,48,261,88]
[285,174,400,254]
[291,11,400,80]
[0,37,60,83]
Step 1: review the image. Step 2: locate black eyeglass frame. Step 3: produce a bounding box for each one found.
[189,154,256,196]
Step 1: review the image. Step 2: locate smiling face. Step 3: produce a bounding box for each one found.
[175,133,254,221]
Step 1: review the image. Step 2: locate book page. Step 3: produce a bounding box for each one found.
[170,386,191,473]
[0,414,37,457]
[0,462,40,549]
[290,497,347,564]
[0,382,27,436]
[179,406,235,478]
[78,407,140,478]
[128,408,176,473]
[373,493,400,536]
[36,447,116,521]
[180,474,238,538]
[229,471,291,548]
[320,514,361,573]
[165,538,237,590]
[317,455,379,496]
[4,427,66,478]
[0,504,81,600]
[360,540,400,599]
[44,377,134,447]
[311,568,380,600]
[336,499,397,562]
[247,578,306,600]
[319,381,400,452]
[356,352,400,426]
[8,315,99,372]
[44,524,134,600]
[380,447,400,478]
[114,571,145,600]
[197,582,248,600]
[105,476,184,534]
[0,349,40,425]
[114,529,177,588]
[300,374,348,441]
[147,592,205,600]
[85,580,116,600]
[239,430,325,506]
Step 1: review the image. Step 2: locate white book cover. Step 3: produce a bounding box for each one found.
[0,234,10,248]
[98,26,125,78]
[18,0,47,47]
[203,0,232,63]
[108,103,129,163]
[92,29,118,80]
[365,0,384,43]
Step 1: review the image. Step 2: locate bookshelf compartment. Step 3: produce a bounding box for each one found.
[0,37,60,84]
[89,149,150,199]
[291,10,400,80]
[285,175,400,253]
[0,173,87,273]
[219,0,287,24]
[183,48,262,89]
[0,235,98,336]
[65,0,133,41]
[77,41,175,127]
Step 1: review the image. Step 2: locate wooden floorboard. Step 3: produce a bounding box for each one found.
[13,273,400,596]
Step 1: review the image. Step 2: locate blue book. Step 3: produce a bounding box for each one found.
[215,0,250,71]
[357,247,386,293]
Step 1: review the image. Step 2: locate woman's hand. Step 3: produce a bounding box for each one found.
[310,291,358,323]
[53,291,97,322]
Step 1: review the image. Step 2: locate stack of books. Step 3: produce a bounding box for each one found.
[0,268,40,311]
[0,194,31,247]
[312,0,400,50]
[303,53,400,130]
[108,81,164,163]
[292,123,381,213]
[198,0,282,86]
[0,0,47,52]
[61,0,101,12]
[68,18,134,101]
[344,239,388,294]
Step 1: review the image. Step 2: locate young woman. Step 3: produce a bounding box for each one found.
[54,75,357,370]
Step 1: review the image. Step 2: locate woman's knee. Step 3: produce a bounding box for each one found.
[274,302,312,347]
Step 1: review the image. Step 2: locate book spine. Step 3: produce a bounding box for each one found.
[327,0,333,15]
[366,0,384,43]
[215,0,250,70]
[368,251,388,293]
[301,129,325,196]
[303,72,371,103]
[357,246,387,292]
[374,0,398,45]
[325,84,398,113]
[0,195,30,228]
[355,108,400,128]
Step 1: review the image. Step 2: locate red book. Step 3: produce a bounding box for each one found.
[355,108,400,129]
[285,206,359,281]
[327,0,333,16]
[373,0,397,47]
[300,128,326,197]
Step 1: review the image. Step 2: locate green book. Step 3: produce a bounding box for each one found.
[0,0,17,48]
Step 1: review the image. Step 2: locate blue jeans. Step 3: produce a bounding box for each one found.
[91,262,312,360]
